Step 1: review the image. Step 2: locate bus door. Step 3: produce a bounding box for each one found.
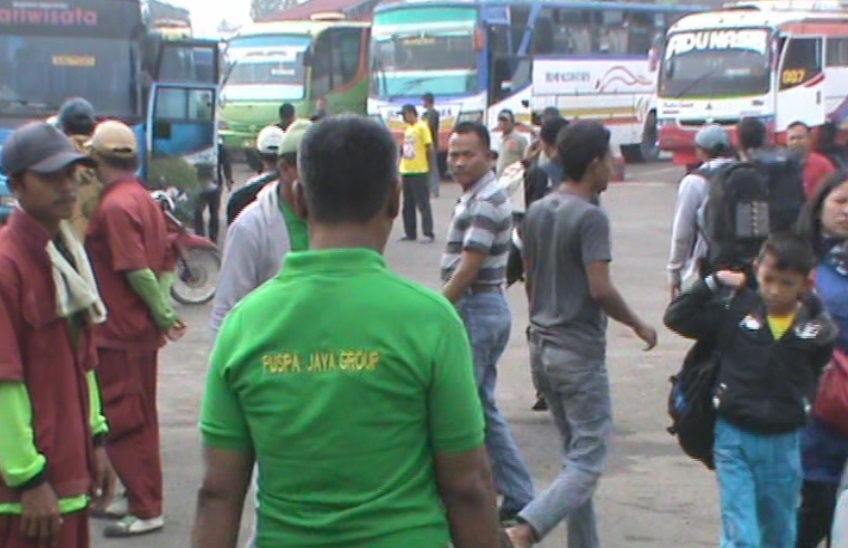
[486,22,532,127]
[776,34,824,132]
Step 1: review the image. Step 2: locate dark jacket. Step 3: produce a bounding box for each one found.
[665,277,837,434]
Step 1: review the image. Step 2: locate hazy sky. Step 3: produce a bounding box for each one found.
[168,0,253,37]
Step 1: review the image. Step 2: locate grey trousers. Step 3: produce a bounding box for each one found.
[520,338,612,547]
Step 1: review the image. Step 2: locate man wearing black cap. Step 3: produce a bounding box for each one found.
[496,110,528,178]
[0,122,116,547]
[57,97,101,240]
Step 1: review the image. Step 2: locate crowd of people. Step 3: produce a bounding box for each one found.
[4,88,848,548]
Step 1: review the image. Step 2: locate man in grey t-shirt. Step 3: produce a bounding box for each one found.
[507,121,658,548]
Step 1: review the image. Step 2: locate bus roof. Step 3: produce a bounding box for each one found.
[229,19,368,40]
[374,0,701,15]
[670,3,848,32]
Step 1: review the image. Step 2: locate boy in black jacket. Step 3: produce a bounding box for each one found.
[665,233,837,547]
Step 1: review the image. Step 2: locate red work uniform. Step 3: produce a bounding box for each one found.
[0,211,97,547]
[85,178,169,520]
[803,151,837,199]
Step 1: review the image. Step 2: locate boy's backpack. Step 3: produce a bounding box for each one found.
[667,337,721,470]
[702,150,804,271]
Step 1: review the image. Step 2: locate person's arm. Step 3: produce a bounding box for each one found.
[220,145,234,188]
[194,315,255,547]
[0,382,47,490]
[86,371,108,438]
[429,316,500,547]
[126,269,178,330]
[582,209,657,349]
[667,174,705,300]
[209,220,263,338]
[86,370,116,511]
[443,201,501,303]
[663,275,728,340]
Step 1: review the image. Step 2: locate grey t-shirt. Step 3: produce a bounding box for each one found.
[523,190,612,359]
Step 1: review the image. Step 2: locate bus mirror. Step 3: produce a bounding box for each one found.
[521,99,530,108]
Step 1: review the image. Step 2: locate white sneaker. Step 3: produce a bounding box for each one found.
[103,514,164,537]
[91,493,128,519]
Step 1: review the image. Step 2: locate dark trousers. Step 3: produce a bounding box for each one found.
[402,173,434,239]
[99,348,163,519]
[797,480,838,548]
[194,187,221,244]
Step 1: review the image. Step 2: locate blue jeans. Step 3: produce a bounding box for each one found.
[458,290,534,513]
[520,338,611,546]
[714,418,803,548]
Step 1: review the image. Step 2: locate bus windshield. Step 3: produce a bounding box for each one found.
[371,7,478,98]
[660,28,771,99]
[0,0,141,118]
[224,34,310,102]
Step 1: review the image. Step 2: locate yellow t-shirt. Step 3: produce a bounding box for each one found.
[400,120,432,175]
[767,312,796,340]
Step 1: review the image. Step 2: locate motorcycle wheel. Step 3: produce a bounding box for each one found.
[171,247,220,305]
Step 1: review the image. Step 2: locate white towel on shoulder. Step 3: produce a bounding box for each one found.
[46,221,107,324]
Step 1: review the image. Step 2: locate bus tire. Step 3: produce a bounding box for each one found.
[621,112,660,163]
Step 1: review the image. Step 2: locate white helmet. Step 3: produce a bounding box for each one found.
[256,125,285,155]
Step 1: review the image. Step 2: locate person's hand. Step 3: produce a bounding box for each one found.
[634,321,658,351]
[166,319,188,342]
[20,482,61,547]
[90,447,116,512]
[669,281,681,302]
[226,179,234,192]
[715,270,746,291]
[506,524,534,548]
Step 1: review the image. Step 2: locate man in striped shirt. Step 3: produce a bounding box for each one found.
[441,121,534,524]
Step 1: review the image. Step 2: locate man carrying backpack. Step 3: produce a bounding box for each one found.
[700,117,805,277]
[668,124,733,300]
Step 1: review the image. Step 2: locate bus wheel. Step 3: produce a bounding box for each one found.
[621,112,660,163]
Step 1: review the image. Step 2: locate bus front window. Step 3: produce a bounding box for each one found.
[371,6,478,98]
[223,35,310,102]
[660,28,771,99]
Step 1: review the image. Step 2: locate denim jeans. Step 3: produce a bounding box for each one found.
[457,290,534,513]
[714,418,802,548]
[519,338,611,546]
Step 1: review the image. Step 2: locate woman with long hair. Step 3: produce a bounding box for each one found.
[796,171,848,547]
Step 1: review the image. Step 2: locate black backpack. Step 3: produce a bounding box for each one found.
[667,337,721,470]
[703,150,804,271]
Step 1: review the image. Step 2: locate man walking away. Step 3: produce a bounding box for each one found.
[508,121,658,548]
[194,115,500,547]
[442,121,535,524]
[57,97,101,240]
[84,121,187,538]
[496,109,528,177]
[422,92,441,197]
[194,140,234,244]
[787,120,836,199]
[667,124,733,300]
[0,122,116,548]
[226,124,284,225]
[400,104,435,243]
[210,120,311,338]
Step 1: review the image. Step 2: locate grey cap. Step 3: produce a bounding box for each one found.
[2,122,94,175]
[695,124,729,152]
[58,97,95,134]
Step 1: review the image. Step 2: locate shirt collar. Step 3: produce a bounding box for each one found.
[460,171,496,203]
[281,247,386,277]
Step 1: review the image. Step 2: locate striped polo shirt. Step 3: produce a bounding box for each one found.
[441,172,513,286]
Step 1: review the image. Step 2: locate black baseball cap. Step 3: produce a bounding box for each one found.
[2,122,94,175]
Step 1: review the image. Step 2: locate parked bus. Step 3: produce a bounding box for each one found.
[367,0,701,164]
[658,0,848,165]
[219,18,370,158]
[0,0,220,222]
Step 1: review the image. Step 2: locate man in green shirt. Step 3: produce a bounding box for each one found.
[194,116,500,547]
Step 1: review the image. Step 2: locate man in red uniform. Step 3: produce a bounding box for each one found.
[787,120,837,198]
[84,121,186,537]
[0,121,116,547]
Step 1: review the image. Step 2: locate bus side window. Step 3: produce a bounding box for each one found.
[626,11,655,55]
[780,37,822,90]
[826,37,848,67]
[311,32,333,99]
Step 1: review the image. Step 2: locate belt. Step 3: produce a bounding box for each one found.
[469,285,502,293]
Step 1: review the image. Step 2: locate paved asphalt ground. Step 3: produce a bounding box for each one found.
[91,161,722,547]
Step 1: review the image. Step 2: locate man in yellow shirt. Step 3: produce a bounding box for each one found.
[400,104,435,243]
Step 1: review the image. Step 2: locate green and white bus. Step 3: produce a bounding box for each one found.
[219,18,370,156]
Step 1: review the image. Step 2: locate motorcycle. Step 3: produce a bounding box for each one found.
[151,188,220,305]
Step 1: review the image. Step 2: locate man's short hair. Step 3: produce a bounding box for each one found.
[422,92,434,103]
[401,104,417,117]
[738,117,767,150]
[542,106,561,121]
[540,118,569,146]
[557,120,611,182]
[788,120,811,133]
[279,103,295,120]
[299,115,398,224]
[452,121,491,151]
[758,232,816,276]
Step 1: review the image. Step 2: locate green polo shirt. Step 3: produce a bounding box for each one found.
[201,247,484,547]
[279,199,309,252]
